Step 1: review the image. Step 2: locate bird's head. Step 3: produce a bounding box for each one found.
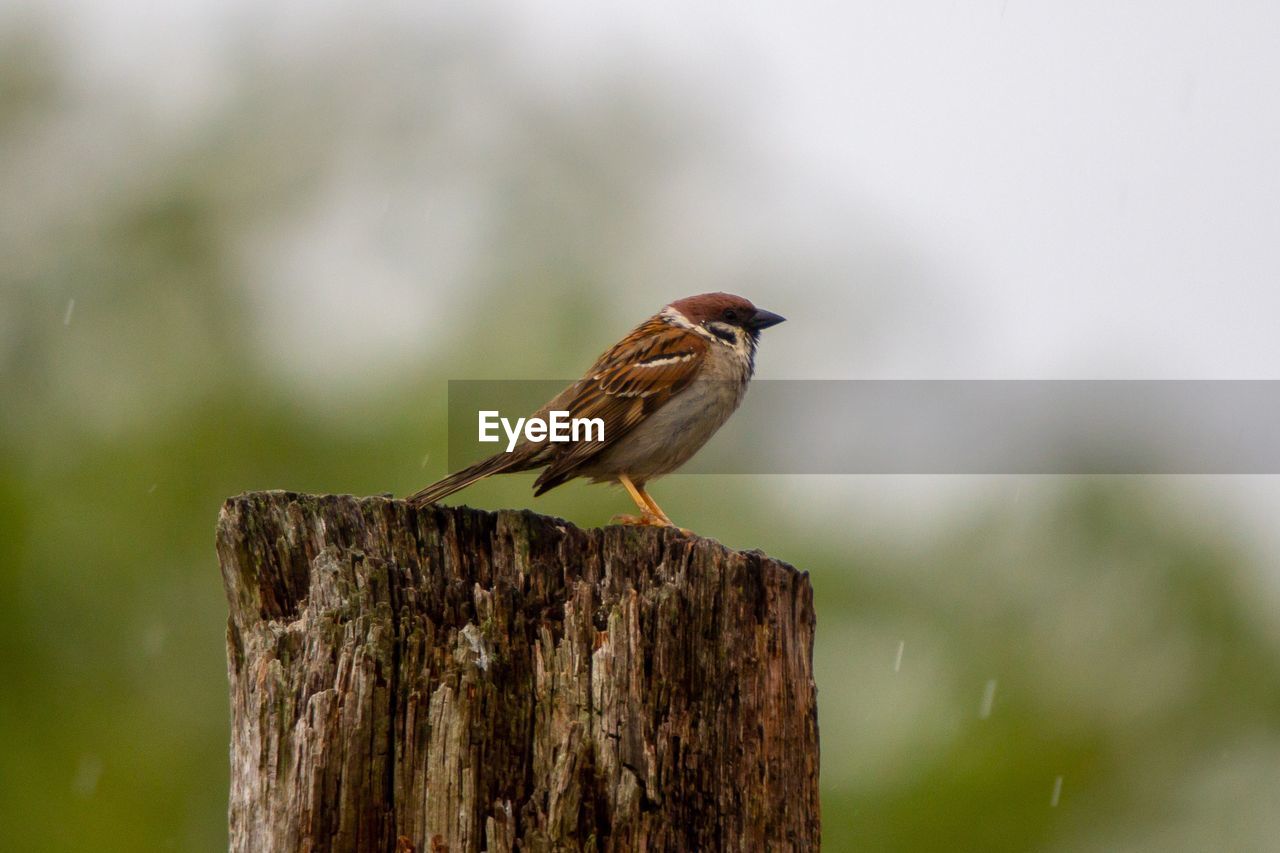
[666,292,786,346]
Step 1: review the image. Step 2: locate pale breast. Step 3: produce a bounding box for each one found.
[582,342,752,482]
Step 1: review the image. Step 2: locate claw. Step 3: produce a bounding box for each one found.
[609,513,693,536]
[611,512,671,528]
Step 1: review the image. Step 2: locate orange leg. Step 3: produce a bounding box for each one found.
[613,475,689,534]
[635,485,674,525]
[614,474,669,526]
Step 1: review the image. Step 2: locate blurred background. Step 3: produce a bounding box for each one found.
[3,1,1280,850]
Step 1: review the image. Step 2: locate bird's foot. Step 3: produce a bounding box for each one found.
[610,513,692,536]
[611,511,669,527]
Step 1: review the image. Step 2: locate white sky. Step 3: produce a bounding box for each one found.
[42,0,1280,381]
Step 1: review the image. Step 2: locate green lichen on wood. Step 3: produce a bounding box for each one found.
[216,491,819,852]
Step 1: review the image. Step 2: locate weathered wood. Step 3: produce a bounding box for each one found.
[216,491,819,852]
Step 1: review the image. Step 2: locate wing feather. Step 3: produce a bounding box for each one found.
[531,317,707,493]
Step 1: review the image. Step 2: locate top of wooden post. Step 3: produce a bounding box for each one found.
[216,491,819,852]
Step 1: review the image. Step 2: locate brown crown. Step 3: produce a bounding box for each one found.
[667,292,757,323]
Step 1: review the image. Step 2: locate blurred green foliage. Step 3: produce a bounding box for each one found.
[2,18,1278,853]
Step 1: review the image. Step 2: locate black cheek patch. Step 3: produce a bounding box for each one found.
[707,323,737,345]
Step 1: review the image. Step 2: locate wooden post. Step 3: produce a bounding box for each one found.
[216,492,819,852]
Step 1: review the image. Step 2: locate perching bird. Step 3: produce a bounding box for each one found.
[408,292,785,529]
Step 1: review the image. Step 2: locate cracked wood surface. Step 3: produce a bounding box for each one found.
[216,491,819,852]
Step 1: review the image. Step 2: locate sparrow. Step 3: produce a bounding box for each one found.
[408,292,785,529]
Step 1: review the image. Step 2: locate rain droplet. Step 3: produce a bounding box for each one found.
[143,623,167,657]
[63,298,76,326]
[73,754,103,798]
[420,453,431,469]
[893,640,904,673]
[978,679,998,719]
[1050,775,1064,807]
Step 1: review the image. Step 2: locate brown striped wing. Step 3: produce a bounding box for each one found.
[532,316,708,493]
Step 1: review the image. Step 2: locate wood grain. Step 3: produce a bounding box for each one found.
[216,492,819,852]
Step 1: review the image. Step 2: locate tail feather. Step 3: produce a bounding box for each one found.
[407,452,526,506]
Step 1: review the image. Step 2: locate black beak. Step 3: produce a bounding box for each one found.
[750,308,786,330]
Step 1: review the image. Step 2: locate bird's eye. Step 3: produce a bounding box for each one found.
[723,309,738,322]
